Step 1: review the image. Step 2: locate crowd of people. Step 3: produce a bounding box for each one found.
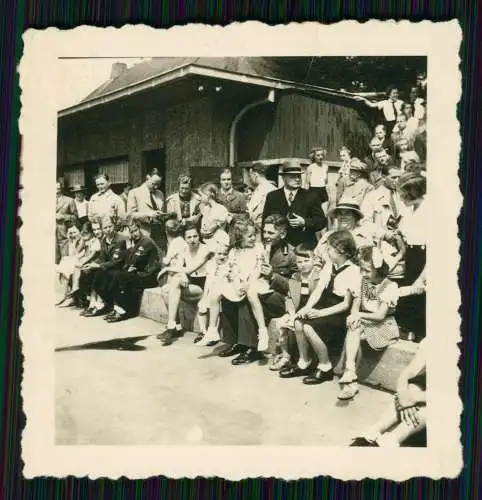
[55,81,427,447]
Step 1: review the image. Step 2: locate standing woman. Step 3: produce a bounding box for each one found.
[198,183,229,244]
[395,173,427,342]
[306,147,329,214]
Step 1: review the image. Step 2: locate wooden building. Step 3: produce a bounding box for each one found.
[57,57,372,197]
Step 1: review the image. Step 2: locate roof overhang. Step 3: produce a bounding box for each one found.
[58,63,365,118]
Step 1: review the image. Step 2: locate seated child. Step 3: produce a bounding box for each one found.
[338,245,400,400]
[195,241,231,345]
[269,243,320,371]
[204,219,267,347]
[279,230,360,385]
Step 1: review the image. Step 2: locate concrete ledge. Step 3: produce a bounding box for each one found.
[335,340,418,393]
[139,287,201,332]
[140,289,417,392]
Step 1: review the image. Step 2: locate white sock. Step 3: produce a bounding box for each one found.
[113,304,126,315]
[317,361,333,372]
[175,324,183,331]
[167,321,176,329]
[297,358,311,370]
[95,299,105,310]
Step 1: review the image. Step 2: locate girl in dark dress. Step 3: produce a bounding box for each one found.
[279,230,360,385]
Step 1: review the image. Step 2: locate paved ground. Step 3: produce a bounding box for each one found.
[55,306,393,446]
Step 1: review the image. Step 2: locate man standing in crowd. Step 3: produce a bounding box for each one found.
[217,168,247,221]
[88,173,126,226]
[127,170,166,250]
[245,163,277,233]
[165,175,201,227]
[71,184,88,227]
[263,161,327,247]
[56,180,78,264]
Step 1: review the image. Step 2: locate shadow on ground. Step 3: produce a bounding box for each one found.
[55,335,151,352]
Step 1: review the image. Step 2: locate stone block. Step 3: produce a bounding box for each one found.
[139,288,201,332]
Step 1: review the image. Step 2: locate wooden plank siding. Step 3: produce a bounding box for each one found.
[58,88,372,198]
[236,92,372,163]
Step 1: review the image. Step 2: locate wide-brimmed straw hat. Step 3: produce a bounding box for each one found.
[71,184,85,193]
[328,197,364,220]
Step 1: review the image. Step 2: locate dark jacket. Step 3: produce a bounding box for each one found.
[99,232,127,270]
[262,188,327,247]
[266,241,298,296]
[123,235,161,277]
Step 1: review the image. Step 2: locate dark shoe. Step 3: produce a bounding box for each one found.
[80,306,95,316]
[106,311,130,323]
[218,344,246,358]
[279,364,314,379]
[173,328,184,338]
[350,437,379,447]
[158,328,176,346]
[302,369,334,385]
[103,310,117,320]
[193,333,205,343]
[232,348,261,365]
[84,306,112,318]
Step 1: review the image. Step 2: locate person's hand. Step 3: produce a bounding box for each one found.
[178,273,189,288]
[347,313,361,328]
[297,308,321,320]
[127,265,137,273]
[288,213,305,228]
[399,405,421,428]
[412,284,425,295]
[396,388,419,410]
[260,264,273,279]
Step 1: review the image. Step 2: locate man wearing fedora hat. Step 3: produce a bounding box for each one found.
[336,158,373,206]
[71,184,89,227]
[262,160,326,247]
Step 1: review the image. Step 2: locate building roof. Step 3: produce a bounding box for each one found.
[59,57,365,117]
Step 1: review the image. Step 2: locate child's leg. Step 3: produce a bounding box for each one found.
[378,407,426,447]
[207,292,222,330]
[246,288,267,333]
[361,401,400,442]
[302,323,332,371]
[71,268,81,292]
[294,320,312,368]
[340,327,361,382]
[166,276,183,329]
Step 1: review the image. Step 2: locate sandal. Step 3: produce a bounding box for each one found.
[337,383,359,401]
[193,333,205,343]
[338,370,358,385]
[269,355,291,371]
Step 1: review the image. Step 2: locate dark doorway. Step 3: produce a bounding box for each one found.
[142,148,166,194]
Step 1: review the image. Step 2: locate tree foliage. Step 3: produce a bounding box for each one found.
[271,56,427,97]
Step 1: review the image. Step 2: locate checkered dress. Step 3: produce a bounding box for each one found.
[354,277,400,350]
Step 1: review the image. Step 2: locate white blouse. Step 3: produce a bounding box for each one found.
[306,162,328,188]
[399,198,426,246]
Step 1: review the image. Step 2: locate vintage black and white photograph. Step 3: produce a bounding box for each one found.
[20,23,461,479]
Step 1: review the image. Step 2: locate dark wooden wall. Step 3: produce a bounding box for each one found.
[58,86,371,197]
[236,92,372,163]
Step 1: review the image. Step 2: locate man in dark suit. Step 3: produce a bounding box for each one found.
[80,216,128,316]
[94,221,161,323]
[262,161,327,247]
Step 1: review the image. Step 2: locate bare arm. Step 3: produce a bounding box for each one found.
[358,301,390,321]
